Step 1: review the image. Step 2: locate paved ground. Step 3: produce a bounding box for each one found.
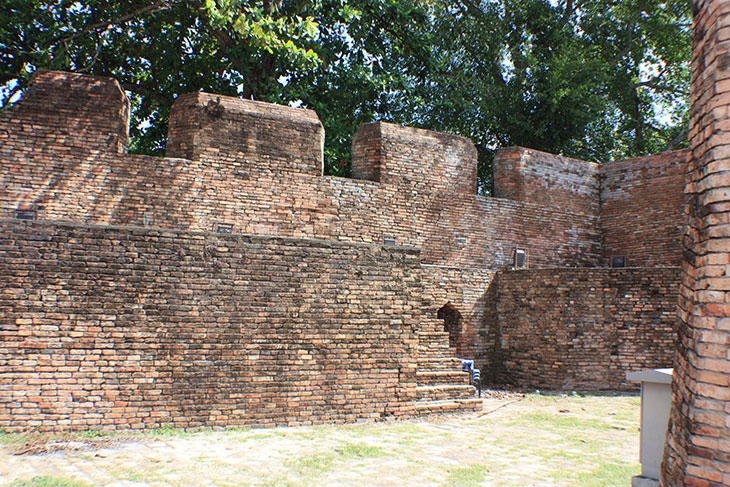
[1,393,641,487]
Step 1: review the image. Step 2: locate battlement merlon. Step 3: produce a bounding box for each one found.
[166,92,325,176]
[352,122,478,195]
[493,146,600,216]
[4,70,130,153]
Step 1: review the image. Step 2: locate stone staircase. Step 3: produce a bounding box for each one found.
[415,319,482,415]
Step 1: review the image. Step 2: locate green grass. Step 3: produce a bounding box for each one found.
[445,464,489,486]
[336,442,387,458]
[287,452,337,476]
[8,476,89,487]
[571,462,641,486]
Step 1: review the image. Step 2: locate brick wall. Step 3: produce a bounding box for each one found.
[493,146,600,216]
[0,219,421,431]
[0,71,600,270]
[600,151,688,267]
[420,265,495,363]
[662,1,730,485]
[0,70,129,155]
[492,268,680,390]
[421,194,601,268]
[167,92,324,176]
[352,122,477,195]
[0,68,691,433]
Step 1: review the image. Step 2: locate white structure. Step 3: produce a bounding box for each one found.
[626,368,673,487]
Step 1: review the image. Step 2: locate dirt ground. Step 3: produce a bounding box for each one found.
[1,393,641,487]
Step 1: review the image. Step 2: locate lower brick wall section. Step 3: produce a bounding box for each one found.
[492,268,680,390]
[0,220,421,431]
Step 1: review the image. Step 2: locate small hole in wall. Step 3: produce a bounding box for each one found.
[214,222,234,234]
[514,248,528,269]
[611,255,626,268]
[15,209,36,220]
[383,235,396,246]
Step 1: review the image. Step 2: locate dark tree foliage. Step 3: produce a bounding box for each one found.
[1,0,690,193]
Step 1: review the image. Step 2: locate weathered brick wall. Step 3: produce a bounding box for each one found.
[2,70,130,154]
[0,69,690,433]
[600,151,688,267]
[352,122,477,195]
[420,265,495,363]
[662,1,730,485]
[421,193,601,268]
[0,72,600,270]
[167,92,324,176]
[493,146,600,216]
[492,268,680,390]
[0,219,421,431]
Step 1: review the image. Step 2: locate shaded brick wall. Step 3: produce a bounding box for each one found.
[0,219,421,431]
[492,268,680,390]
[662,1,730,485]
[420,265,495,363]
[0,70,129,154]
[600,151,688,267]
[493,147,600,216]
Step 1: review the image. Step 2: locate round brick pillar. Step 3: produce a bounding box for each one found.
[661,1,730,486]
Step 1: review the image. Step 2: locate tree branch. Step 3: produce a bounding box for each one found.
[51,1,175,46]
[633,80,689,96]
[663,124,689,152]
[558,0,574,29]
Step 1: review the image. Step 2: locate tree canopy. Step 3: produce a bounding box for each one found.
[0,0,690,193]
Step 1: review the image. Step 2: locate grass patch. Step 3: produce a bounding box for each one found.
[142,425,194,438]
[509,411,618,432]
[287,452,337,475]
[445,464,489,486]
[570,462,640,486]
[0,429,27,446]
[8,476,89,487]
[336,442,387,458]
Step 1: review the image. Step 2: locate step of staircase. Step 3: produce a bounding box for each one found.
[417,356,464,370]
[414,317,482,416]
[416,368,471,385]
[414,398,483,416]
[417,384,475,401]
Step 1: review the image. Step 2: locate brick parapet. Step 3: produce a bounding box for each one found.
[662,1,730,485]
[352,122,478,195]
[0,84,602,269]
[0,70,129,154]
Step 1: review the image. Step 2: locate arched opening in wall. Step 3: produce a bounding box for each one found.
[437,303,462,351]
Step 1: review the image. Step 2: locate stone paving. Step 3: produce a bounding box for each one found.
[0,393,640,487]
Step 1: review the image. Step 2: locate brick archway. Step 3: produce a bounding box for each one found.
[437,303,463,352]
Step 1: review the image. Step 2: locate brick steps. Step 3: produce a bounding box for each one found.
[414,325,480,416]
[417,384,475,401]
[416,369,470,385]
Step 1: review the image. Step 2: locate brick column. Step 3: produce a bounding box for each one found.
[661,1,730,486]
